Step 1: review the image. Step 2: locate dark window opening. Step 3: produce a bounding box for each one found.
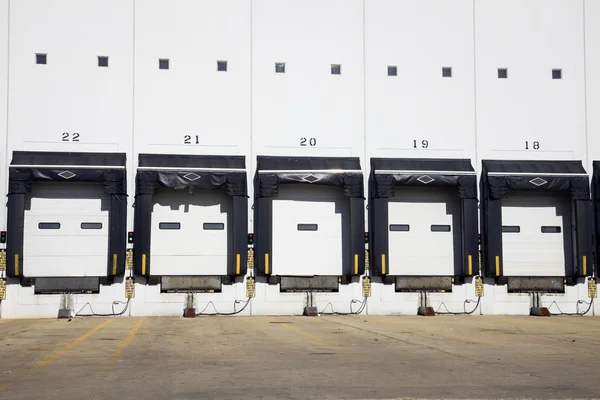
[541,226,561,233]
[275,63,285,73]
[442,67,452,77]
[502,226,520,233]
[431,225,451,232]
[389,224,409,232]
[498,68,508,79]
[387,66,397,76]
[81,223,103,230]
[98,56,109,67]
[204,223,225,230]
[159,59,169,70]
[331,64,341,75]
[297,224,318,231]
[217,61,227,72]
[36,53,47,65]
[552,69,562,79]
[159,222,180,230]
[39,222,60,229]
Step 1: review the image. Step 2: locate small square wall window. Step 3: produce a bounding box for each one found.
[275,62,286,73]
[98,56,109,67]
[552,69,562,79]
[497,68,508,79]
[387,66,397,76]
[159,58,169,70]
[217,61,227,71]
[442,67,452,77]
[36,53,47,65]
[331,64,341,75]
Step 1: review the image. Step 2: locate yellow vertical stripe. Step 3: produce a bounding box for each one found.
[141,254,147,276]
[14,254,19,276]
[468,255,473,276]
[495,255,500,276]
[381,254,386,275]
[265,253,269,274]
[354,253,358,275]
[112,254,118,275]
[583,255,587,276]
[236,253,241,275]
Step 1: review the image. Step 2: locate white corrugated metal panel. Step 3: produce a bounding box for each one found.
[23,182,109,277]
[388,187,460,276]
[501,192,571,277]
[272,184,349,276]
[150,188,231,276]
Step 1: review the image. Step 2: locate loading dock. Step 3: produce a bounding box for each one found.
[254,156,364,289]
[481,160,592,288]
[133,154,247,290]
[369,158,478,291]
[6,151,127,292]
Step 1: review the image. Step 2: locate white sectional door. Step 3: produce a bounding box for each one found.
[150,188,231,276]
[501,192,570,277]
[388,187,461,276]
[272,184,349,276]
[23,182,110,277]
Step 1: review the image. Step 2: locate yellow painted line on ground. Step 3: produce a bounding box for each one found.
[264,316,338,349]
[35,319,114,368]
[111,318,145,363]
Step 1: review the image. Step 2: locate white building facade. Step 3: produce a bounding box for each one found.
[0,0,598,318]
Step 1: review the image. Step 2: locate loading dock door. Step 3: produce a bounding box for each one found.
[388,187,461,276]
[150,188,231,276]
[501,192,571,277]
[23,182,109,277]
[272,184,350,276]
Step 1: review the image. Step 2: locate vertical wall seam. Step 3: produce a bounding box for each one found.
[582,0,589,168]
[4,0,11,232]
[250,0,253,201]
[130,0,136,233]
[472,0,478,170]
[362,0,367,174]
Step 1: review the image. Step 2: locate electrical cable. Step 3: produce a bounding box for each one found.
[434,297,481,315]
[548,298,594,316]
[75,298,131,317]
[318,297,368,315]
[195,298,251,316]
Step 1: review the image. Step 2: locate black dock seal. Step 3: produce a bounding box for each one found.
[133,154,248,278]
[369,158,478,277]
[6,151,127,278]
[481,160,592,278]
[594,161,600,271]
[254,156,365,277]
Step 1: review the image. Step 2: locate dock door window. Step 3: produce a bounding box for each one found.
[159,222,181,230]
[389,224,409,232]
[541,226,561,233]
[297,224,318,231]
[38,222,60,229]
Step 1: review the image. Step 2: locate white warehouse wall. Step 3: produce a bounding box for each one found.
[3,0,135,318]
[365,0,478,315]
[475,0,587,163]
[132,0,252,316]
